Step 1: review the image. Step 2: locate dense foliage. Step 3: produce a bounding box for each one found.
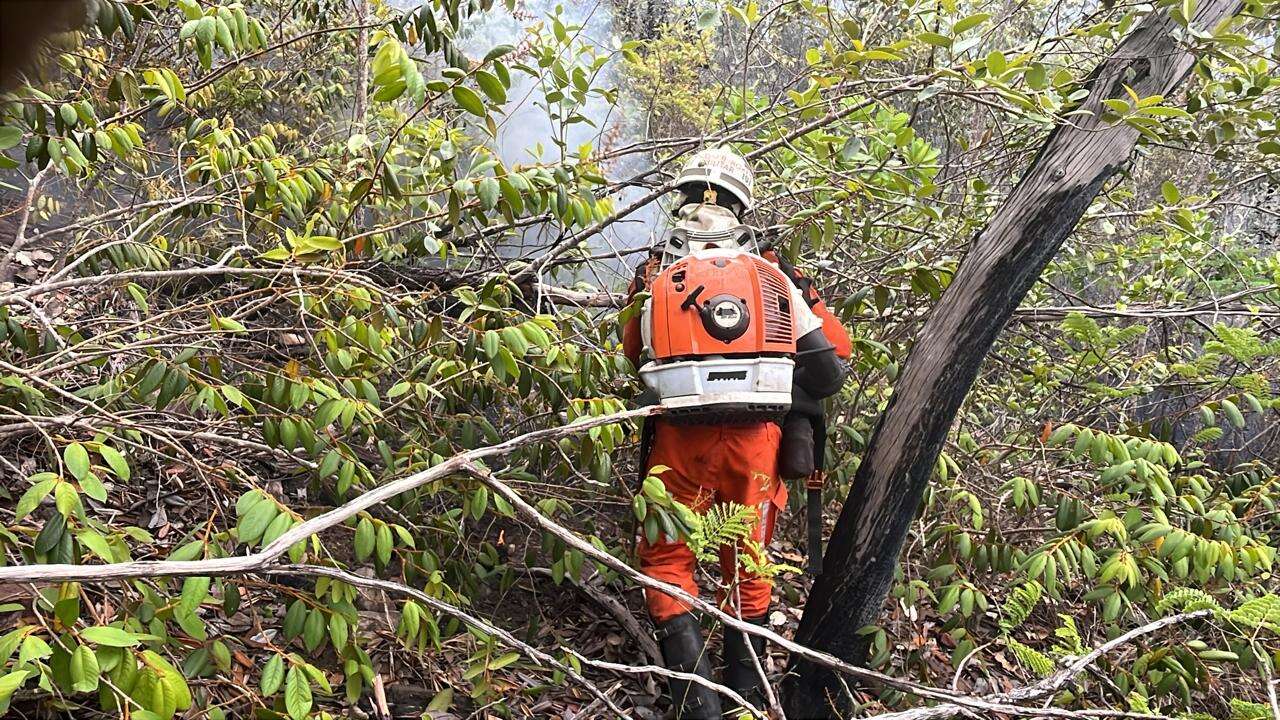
[0,0,1277,718]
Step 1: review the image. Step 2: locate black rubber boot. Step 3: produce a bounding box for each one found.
[656,613,722,719]
[722,614,769,713]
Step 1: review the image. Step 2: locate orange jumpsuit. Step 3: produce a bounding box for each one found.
[622,250,852,622]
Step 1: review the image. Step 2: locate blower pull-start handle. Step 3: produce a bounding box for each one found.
[679,285,705,311]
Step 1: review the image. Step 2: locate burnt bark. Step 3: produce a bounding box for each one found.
[782,3,1245,717]
[0,1,83,91]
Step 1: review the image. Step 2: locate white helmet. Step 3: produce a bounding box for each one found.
[674,146,755,213]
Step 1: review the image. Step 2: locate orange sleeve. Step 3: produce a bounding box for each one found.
[811,296,852,359]
[622,276,644,368]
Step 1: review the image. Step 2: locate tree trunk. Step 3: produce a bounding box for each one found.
[352,0,370,132]
[782,3,1243,717]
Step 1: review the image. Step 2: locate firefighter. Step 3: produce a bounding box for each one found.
[621,147,852,718]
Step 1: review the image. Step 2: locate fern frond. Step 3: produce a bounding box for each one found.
[999,581,1043,632]
[740,543,801,580]
[1191,426,1225,443]
[1006,637,1055,677]
[688,502,757,563]
[1227,594,1280,632]
[1229,698,1271,720]
[1127,692,1152,714]
[1061,312,1103,346]
[1155,587,1221,615]
[1209,325,1264,363]
[1053,614,1084,656]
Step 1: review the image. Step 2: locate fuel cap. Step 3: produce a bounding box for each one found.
[701,294,749,342]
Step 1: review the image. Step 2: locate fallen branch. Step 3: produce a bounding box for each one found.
[1006,609,1215,702]
[0,264,387,306]
[0,406,660,584]
[566,650,764,720]
[1013,284,1280,321]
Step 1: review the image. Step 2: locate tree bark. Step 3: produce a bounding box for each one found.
[782,3,1244,717]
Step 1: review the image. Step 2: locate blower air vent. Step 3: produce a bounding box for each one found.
[707,370,748,381]
[753,257,794,345]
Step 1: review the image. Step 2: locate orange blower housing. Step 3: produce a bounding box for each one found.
[640,250,797,422]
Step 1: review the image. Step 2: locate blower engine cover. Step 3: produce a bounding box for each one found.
[640,249,796,422]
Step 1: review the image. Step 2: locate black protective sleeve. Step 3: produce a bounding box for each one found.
[793,327,847,399]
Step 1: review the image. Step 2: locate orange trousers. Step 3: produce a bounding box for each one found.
[638,420,788,622]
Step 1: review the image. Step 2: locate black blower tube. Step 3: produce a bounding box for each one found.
[793,328,846,399]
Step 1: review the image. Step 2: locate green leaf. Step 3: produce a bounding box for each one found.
[1197,649,1239,662]
[77,530,115,562]
[918,32,952,48]
[354,517,375,561]
[54,482,80,517]
[236,490,264,518]
[98,445,131,481]
[475,71,506,103]
[59,104,78,129]
[1221,399,1245,429]
[179,576,211,613]
[302,235,342,252]
[80,626,140,647]
[0,127,21,151]
[329,614,349,650]
[237,497,278,545]
[195,16,215,46]
[1161,181,1180,204]
[483,44,515,62]
[318,450,341,479]
[127,283,150,314]
[261,654,284,696]
[69,644,100,693]
[0,670,31,702]
[303,609,325,652]
[477,177,500,210]
[141,649,192,709]
[64,443,91,481]
[952,12,992,34]
[452,86,487,117]
[375,522,393,566]
[426,686,453,711]
[283,600,307,639]
[285,664,312,720]
[15,478,56,520]
[168,540,205,562]
[489,651,520,670]
[260,510,293,546]
[79,472,107,503]
[215,316,247,333]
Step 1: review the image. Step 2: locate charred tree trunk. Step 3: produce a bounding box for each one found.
[782,3,1244,717]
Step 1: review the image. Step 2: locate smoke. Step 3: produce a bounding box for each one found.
[394,0,664,288]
